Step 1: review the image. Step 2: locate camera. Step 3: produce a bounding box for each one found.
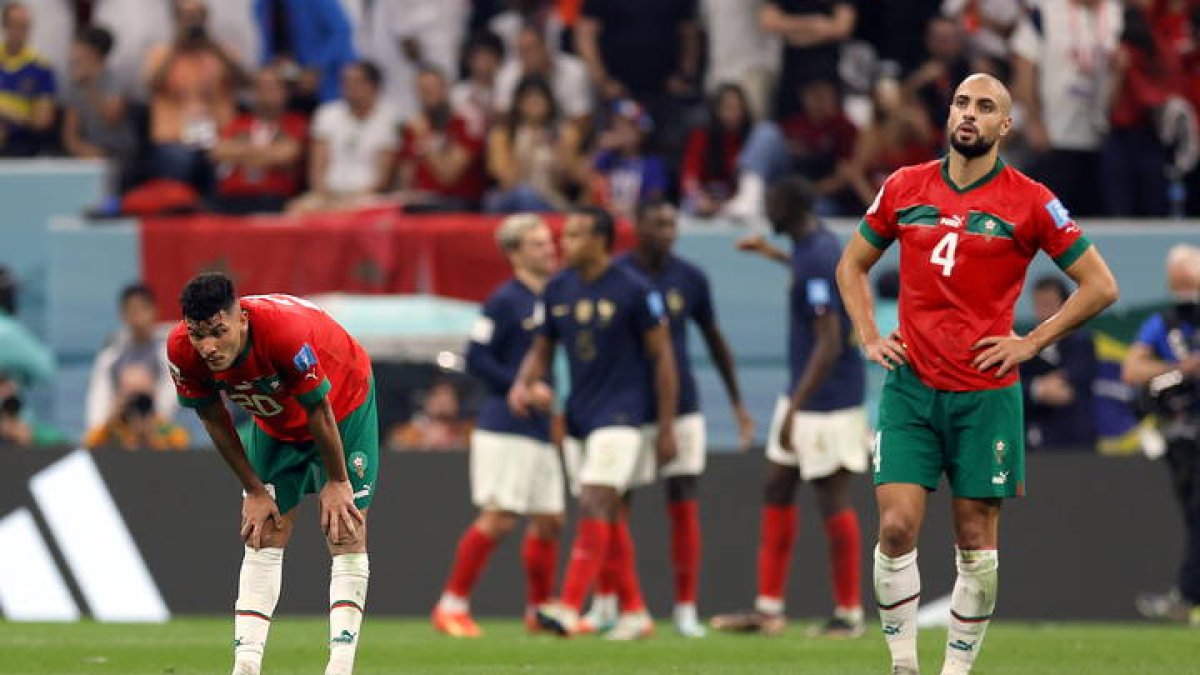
[125,393,155,418]
[1141,369,1199,417]
[0,394,21,417]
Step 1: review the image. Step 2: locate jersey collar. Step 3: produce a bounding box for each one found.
[231,327,254,368]
[940,155,1005,194]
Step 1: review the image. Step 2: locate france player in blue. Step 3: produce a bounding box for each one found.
[712,177,869,638]
[434,215,564,638]
[510,207,678,639]
[576,199,751,638]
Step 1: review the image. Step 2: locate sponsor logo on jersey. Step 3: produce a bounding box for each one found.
[939,214,963,229]
[1045,199,1072,229]
[992,470,1009,486]
[292,343,318,373]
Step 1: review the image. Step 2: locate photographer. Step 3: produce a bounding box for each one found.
[83,362,189,451]
[0,373,66,448]
[1123,244,1200,623]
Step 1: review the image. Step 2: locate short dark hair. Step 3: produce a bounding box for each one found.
[464,29,504,62]
[635,197,674,224]
[349,60,383,89]
[179,273,236,321]
[576,207,616,251]
[1033,274,1070,303]
[120,282,155,307]
[76,25,115,59]
[767,176,817,231]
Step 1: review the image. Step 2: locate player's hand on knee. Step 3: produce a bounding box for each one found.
[972,333,1037,377]
[241,489,281,550]
[863,334,907,370]
[320,479,364,545]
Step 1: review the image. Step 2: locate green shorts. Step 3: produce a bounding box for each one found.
[241,378,379,515]
[874,365,1025,499]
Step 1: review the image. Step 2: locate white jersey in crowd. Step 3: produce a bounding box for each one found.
[362,0,469,121]
[312,99,398,195]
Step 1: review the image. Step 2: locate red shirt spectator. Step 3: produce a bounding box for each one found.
[780,79,858,184]
[217,112,308,198]
[680,83,752,216]
[397,113,486,203]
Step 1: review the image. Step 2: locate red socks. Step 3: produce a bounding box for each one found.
[444,525,497,599]
[668,499,701,605]
[521,533,558,608]
[825,508,862,610]
[561,518,612,611]
[757,504,797,606]
[609,519,646,613]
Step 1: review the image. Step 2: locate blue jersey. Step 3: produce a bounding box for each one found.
[788,227,864,411]
[467,279,550,441]
[1134,312,1199,364]
[0,48,55,155]
[541,263,666,437]
[616,252,715,418]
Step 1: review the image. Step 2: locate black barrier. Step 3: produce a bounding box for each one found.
[0,447,1182,620]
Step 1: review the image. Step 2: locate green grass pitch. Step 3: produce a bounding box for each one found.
[3,618,1198,674]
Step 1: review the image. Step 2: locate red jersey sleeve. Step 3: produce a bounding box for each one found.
[166,327,219,408]
[262,315,332,408]
[857,169,904,249]
[1028,184,1091,270]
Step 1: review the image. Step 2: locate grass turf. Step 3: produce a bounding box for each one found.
[2,618,1198,674]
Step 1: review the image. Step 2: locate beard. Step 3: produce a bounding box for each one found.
[949,129,996,159]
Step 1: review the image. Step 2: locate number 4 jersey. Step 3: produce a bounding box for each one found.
[167,294,372,442]
[858,157,1091,392]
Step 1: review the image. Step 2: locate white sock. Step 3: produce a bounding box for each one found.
[874,545,920,672]
[326,553,369,675]
[233,547,283,674]
[941,548,998,675]
[437,592,468,613]
[586,594,618,622]
[754,595,784,616]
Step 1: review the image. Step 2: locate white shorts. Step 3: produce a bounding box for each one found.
[764,396,870,481]
[633,412,707,486]
[470,430,565,515]
[562,426,644,495]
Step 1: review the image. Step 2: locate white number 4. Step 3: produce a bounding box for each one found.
[930,232,958,277]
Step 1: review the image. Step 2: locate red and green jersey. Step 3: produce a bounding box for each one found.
[167,294,372,442]
[859,157,1090,392]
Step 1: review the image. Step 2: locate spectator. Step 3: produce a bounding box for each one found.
[85,283,176,431]
[26,0,71,92]
[1011,0,1123,218]
[1102,6,1179,217]
[389,380,472,451]
[363,0,469,120]
[840,76,936,211]
[452,30,504,141]
[781,78,859,215]
[488,0,566,60]
[495,23,591,123]
[701,0,779,120]
[62,26,138,192]
[942,0,1022,77]
[904,15,973,133]
[1020,275,1098,451]
[143,0,248,194]
[484,75,582,213]
[587,99,669,220]
[396,66,487,212]
[83,362,190,451]
[209,67,308,214]
[288,60,396,215]
[681,83,753,217]
[255,0,358,107]
[759,0,857,117]
[0,372,66,448]
[576,0,700,104]
[0,2,57,156]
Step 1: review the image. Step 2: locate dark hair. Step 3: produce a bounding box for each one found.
[76,25,114,59]
[704,83,752,186]
[508,74,559,139]
[1033,274,1070,303]
[767,176,817,230]
[874,267,900,300]
[635,196,674,224]
[461,29,504,76]
[575,207,616,251]
[349,60,383,89]
[179,273,236,321]
[120,283,155,307]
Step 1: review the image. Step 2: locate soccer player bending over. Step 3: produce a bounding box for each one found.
[168,274,377,675]
[839,74,1118,674]
[432,214,566,637]
[510,207,679,639]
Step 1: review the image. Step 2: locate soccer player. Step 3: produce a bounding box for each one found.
[710,177,869,639]
[510,207,678,639]
[839,74,1118,675]
[432,214,564,637]
[167,274,376,675]
[579,199,754,638]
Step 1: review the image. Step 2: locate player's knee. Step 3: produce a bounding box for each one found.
[477,510,519,539]
[528,514,564,540]
[953,525,994,551]
[579,486,619,520]
[665,475,698,502]
[878,510,919,554]
[762,463,798,506]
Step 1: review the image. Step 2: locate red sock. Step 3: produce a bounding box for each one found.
[521,533,559,608]
[444,525,497,599]
[610,519,646,613]
[757,504,797,606]
[560,518,612,611]
[594,530,620,597]
[825,508,861,610]
[668,499,701,605]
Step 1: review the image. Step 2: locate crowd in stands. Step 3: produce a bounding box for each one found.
[3,0,1200,219]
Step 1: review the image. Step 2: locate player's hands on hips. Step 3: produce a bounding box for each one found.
[528,382,555,412]
[241,489,281,550]
[656,427,678,466]
[508,381,532,417]
[863,333,907,370]
[973,333,1039,377]
[734,403,756,452]
[319,479,364,546]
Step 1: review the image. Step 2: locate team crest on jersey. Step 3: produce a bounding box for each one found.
[667,289,685,315]
[349,451,368,480]
[1045,199,1072,229]
[597,299,615,324]
[575,300,594,324]
[292,343,318,373]
[551,304,569,317]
